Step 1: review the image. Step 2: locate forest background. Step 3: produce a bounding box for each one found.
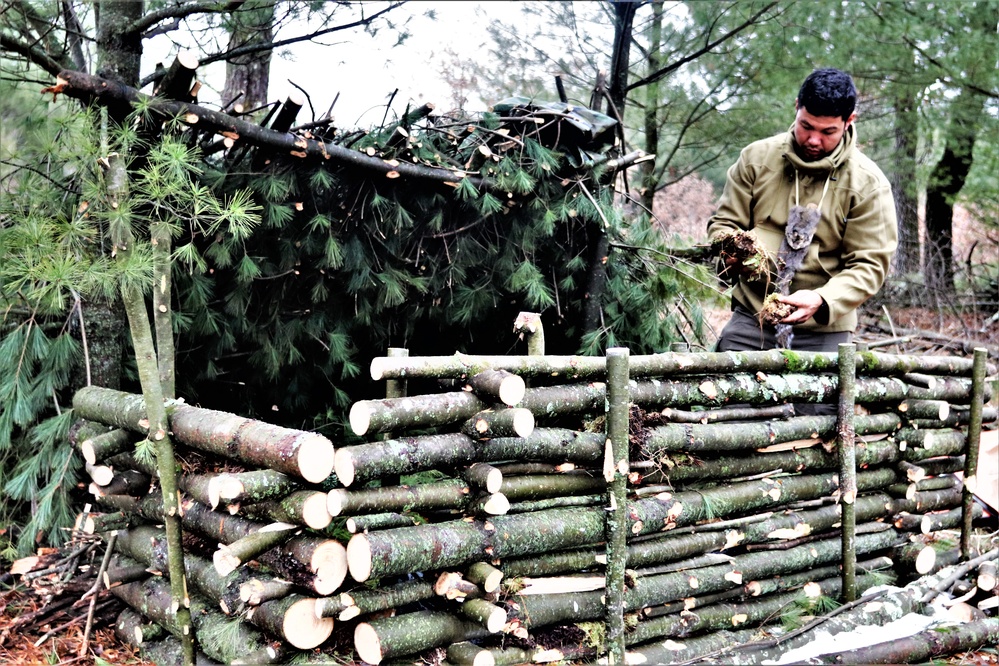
[0,0,997,561]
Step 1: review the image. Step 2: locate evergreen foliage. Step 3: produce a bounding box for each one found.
[175,102,713,433]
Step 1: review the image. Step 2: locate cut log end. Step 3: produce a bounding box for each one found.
[354,622,383,665]
[327,489,348,517]
[499,375,527,406]
[346,536,373,583]
[296,433,336,483]
[303,492,334,530]
[349,403,372,437]
[915,545,937,574]
[213,547,240,577]
[283,597,334,649]
[512,409,535,438]
[81,440,97,466]
[482,493,510,516]
[210,475,245,506]
[177,50,200,71]
[370,358,388,381]
[333,449,356,488]
[312,541,348,595]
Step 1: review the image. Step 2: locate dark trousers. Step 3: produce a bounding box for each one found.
[716,306,852,416]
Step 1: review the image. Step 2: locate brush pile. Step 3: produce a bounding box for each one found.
[56,345,998,664]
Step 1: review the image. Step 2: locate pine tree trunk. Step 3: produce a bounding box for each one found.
[220,1,275,111]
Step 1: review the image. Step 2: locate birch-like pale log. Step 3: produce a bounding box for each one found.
[814,618,999,664]
[73,386,335,483]
[81,427,134,464]
[318,577,435,621]
[461,408,534,439]
[334,429,603,487]
[327,479,507,517]
[354,610,489,665]
[369,350,985,382]
[213,523,300,576]
[347,468,899,581]
[466,369,526,406]
[505,530,901,631]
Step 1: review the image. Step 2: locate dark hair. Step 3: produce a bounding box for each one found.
[797,68,857,120]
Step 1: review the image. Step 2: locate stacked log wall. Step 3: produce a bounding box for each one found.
[69,345,996,664]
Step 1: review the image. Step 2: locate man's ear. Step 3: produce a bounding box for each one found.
[794,98,800,111]
[845,111,857,129]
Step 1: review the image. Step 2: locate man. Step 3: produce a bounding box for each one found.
[708,68,897,355]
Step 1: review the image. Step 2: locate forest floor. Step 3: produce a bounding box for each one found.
[0,304,997,666]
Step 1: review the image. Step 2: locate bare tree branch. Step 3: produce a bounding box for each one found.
[125,0,247,38]
[0,32,67,77]
[136,1,405,89]
[626,1,779,92]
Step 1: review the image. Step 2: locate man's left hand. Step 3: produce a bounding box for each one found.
[778,290,823,324]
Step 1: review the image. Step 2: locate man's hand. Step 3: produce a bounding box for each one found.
[778,290,823,324]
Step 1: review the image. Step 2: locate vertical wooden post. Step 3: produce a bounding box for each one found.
[837,342,857,601]
[384,348,409,400]
[961,347,988,559]
[382,347,408,488]
[604,347,630,665]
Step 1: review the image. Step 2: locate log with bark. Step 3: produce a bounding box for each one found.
[368,350,987,383]
[354,609,490,665]
[73,386,335,483]
[328,478,509,517]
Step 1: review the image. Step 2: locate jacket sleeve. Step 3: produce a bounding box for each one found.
[813,181,898,325]
[706,149,756,283]
[706,149,755,241]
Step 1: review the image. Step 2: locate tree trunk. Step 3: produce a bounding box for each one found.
[889,77,921,276]
[924,87,984,294]
[640,1,664,217]
[327,479,507,517]
[320,577,435,620]
[220,1,275,111]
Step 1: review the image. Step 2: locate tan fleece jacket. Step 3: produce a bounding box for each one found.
[707,124,898,333]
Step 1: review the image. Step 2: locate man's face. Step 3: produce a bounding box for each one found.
[793,101,856,161]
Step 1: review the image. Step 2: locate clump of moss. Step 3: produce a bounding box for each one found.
[760,293,796,325]
[710,231,769,281]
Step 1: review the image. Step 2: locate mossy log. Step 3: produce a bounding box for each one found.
[213,523,300,577]
[466,369,526,406]
[497,473,604,502]
[114,608,220,666]
[640,413,901,454]
[81,427,134,464]
[90,469,150,498]
[369,350,984,382]
[464,463,503,494]
[109,573,266,663]
[714,567,973,664]
[115,606,167,646]
[461,408,535,439]
[239,490,333,530]
[626,572,882,647]
[239,577,296,607]
[98,492,347,595]
[244,594,334,650]
[328,479,508,517]
[506,493,604,514]
[347,512,421,533]
[457,597,507,632]
[73,386,335,483]
[354,610,489,665]
[209,469,301,508]
[350,373,976,437]
[815,618,999,664]
[466,562,503,594]
[446,641,495,666]
[621,627,762,664]
[334,429,603,488]
[505,530,900,631]
[320,576,435,621]
[335,433,476,487]
[922,505,981,534]
[348,468,899,581]
[658,403,797,424]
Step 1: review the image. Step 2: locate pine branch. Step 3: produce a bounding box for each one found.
[0,32,67,77]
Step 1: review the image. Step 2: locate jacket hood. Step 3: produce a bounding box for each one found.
[782,123,856,174]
